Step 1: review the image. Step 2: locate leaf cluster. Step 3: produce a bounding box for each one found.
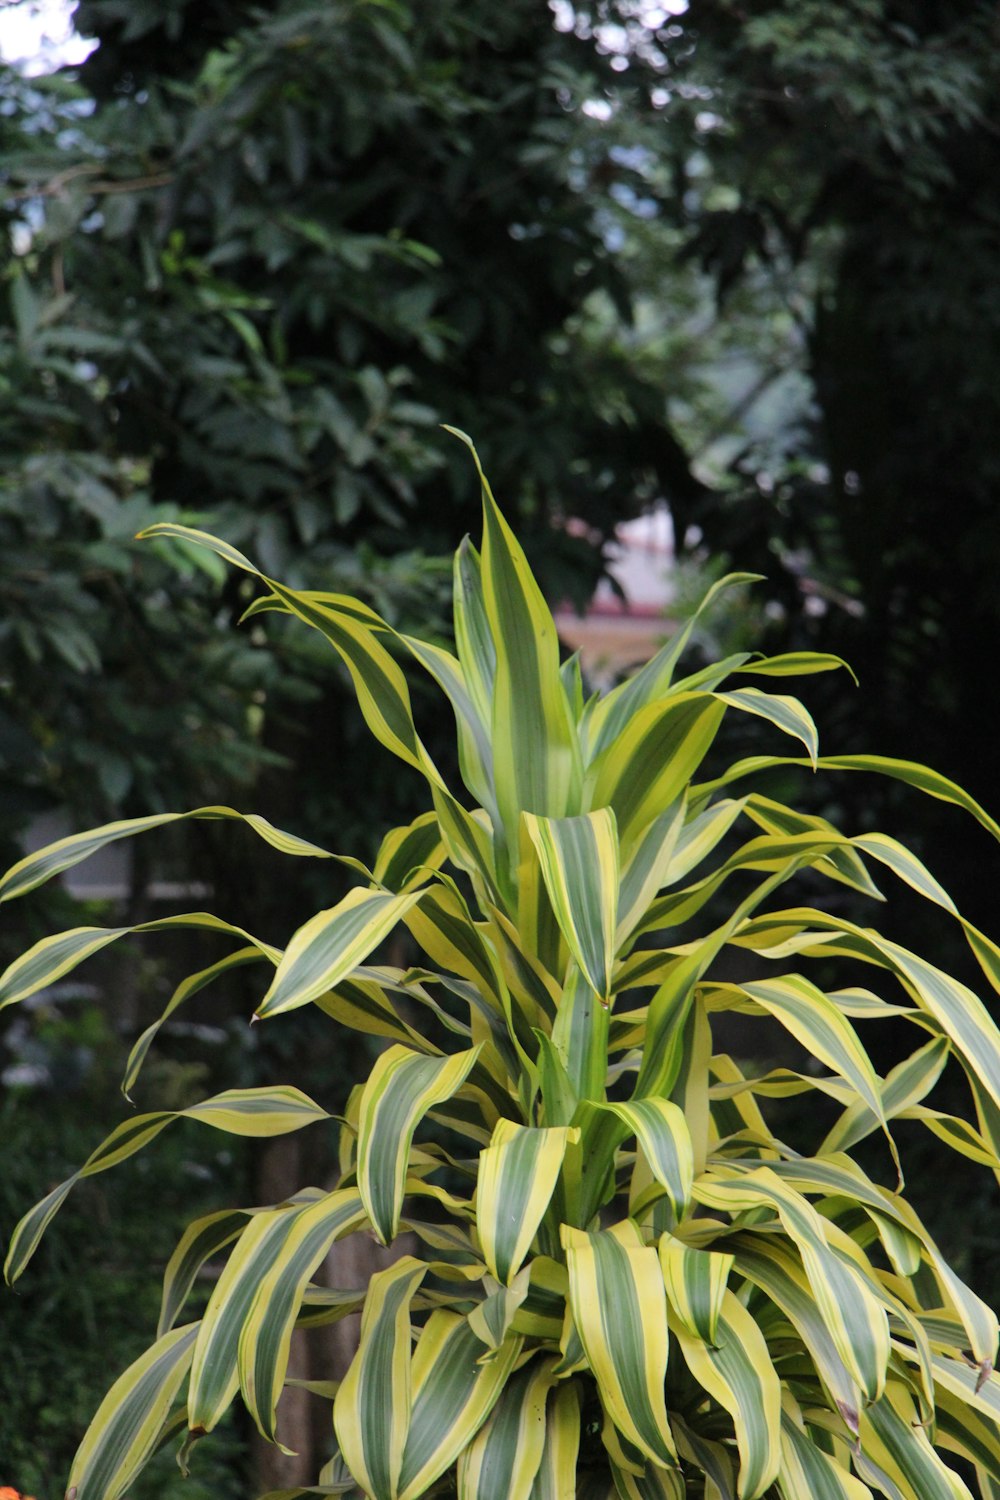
[4,445,1000,1498]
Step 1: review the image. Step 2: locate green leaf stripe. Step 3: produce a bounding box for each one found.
[477,1121,578,1283]
[668,1290,781,1500]
[257,888,423,1019]
[67,1322,200,1500]
[240,1189,368,1444]
[0,803,334,904]
[523,809,619,1000]
[561,1225,676,1467]
[357,1043,481,1243]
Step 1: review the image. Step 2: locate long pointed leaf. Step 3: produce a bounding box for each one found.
[356,1043,481,1243]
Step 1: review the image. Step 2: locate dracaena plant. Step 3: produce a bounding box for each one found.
[4,433,1000,1500]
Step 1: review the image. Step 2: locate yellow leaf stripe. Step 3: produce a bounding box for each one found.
[669,1290,781,1500]
[561,1225,676,1468]
[67,1322,199,1500]
[356,1043,482,1243]
[3,1086,327,1285]
[0,804,334,904]
[257,888,423,1019]
[477,1121,578,1284]
[523,809,619,1001]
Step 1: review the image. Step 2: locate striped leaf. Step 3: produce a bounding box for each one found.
[658,1234,732,1345]
[551,962,610,1103]
[610,1453,685,1500]
[477,1121,578,1283]
[456,1358,556,1500]
[583,571,762,762]
[716,687,819,765]
[0,910,277,1012]
[586,693,726,846]
[859,1382,974,1500]
[334,1258,428,1500]
[257,888,423,1019]
[734,1239,862,1434]
[468,1266,531,1349]
[4,1086,326,1284]
[615,798,687,946]
[66,1322,199,1500]
[695,1168,890,1401]
[158,1209,249,1336]
[124,945,267,1099]
[187,1204,308,1437]
[777,1396,873,1500]
[402,633,497,819]
[452,535,496,731]
[561,1224,677,1467]
[374,811,447,892]
[356,1043,481,1243]
[820,1035,949,1156]
[529,1381,581,1500]
[456,429,581,866]
[738,974,891,1159]
[239,1189,367,1445]
[397,1313,523,1500]
[738,650,857,681]
[144,525,457,803]
[669,1290,782,1500]
[704,752,1000,845]
[523,809,619,1001]
[0,804,333,905]
[605,1098,694,1226]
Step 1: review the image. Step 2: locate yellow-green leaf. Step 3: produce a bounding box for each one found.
[67,1322,199,1500]
[477,1121,579,1283]
[334,1257,428,1500]
[658,1234,732,1345]
[669,1290,781,1500]
[257,888,423,1019]
[523,809,619,1001]
[0,804,334,904]
[457,1358,556,1500]
[561,1224,676,1468]
[356,1043,481,1243]
[239,1189,367,1445]
[397,1313,523,1500]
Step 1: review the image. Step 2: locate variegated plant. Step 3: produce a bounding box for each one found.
[4,432,1000,1500]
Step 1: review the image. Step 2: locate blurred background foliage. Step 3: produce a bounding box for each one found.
[2,0,1000,1489]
